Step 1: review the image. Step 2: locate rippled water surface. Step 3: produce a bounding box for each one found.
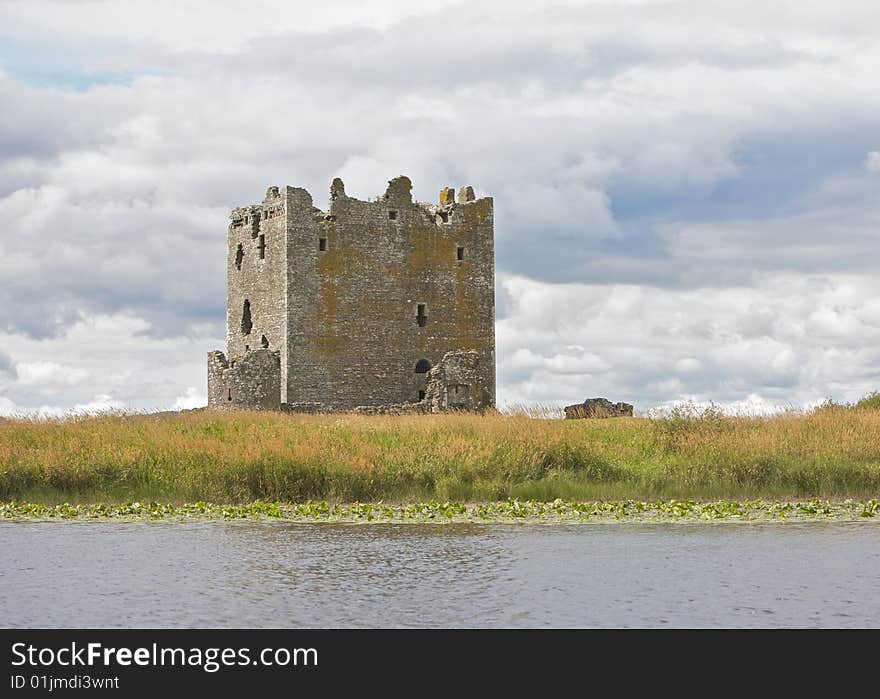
[2,521,878,628]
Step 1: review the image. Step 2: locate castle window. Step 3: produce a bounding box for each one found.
[389,210,398,220]
[261,334,269,349]
[258,234,266,260]
[416,303,427,327]
[227,388,232,401]
[418,390,426,402]
[241,299,252,335]
[319,238,327,251]
[456,246,464,261]
[235,244,244,270]
[436,211,449,224]
[415,359,431,374]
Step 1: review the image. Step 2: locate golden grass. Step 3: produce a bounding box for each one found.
[1,403,879,503]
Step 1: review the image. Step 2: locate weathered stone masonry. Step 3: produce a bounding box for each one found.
[207,176,495,412]
[207,349,281,411]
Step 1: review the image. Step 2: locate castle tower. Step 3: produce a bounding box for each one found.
[207,176,495,412]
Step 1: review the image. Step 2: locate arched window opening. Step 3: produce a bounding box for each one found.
[415,359,431,374]
[241,299,252,335]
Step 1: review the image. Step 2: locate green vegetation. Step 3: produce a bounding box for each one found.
[1,396,879,507]
[1,498,877,523]
[854,392,880,410]
[815,391,880,411]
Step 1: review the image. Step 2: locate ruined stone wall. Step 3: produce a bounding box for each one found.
[226,186,288,395]
[564,398,634,419]
[207,349,281,411]
[423,350,493,412]
[284,176,495,410]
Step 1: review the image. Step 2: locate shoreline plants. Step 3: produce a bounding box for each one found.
[1,498,877,523]
[1,394,879,505]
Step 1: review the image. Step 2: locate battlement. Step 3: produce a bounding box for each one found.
[229,177,492,234]
[209,175,495,412]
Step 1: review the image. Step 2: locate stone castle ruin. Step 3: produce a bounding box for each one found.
[207,176,495,413]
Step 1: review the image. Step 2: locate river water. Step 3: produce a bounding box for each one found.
[1,521,878,628]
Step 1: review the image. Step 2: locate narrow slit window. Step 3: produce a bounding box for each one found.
[418,390,426,402]
[235,243,244,270]
[416,304,427,327]
[227,388,232,401]
[241,299,252,335]
[258,234,266,260]
[456,246,464,261]
[261,334,269,349]
[319,238,327,251]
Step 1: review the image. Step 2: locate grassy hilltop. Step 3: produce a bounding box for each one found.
[1,395,880,507]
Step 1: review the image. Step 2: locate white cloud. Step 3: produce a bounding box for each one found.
[1,0,453,53]
[0,396,18,416]
[1,1,879,412]
[15,361,89,390]
[0,393,124,418]
[497,272,880,411]
[0,312,220,414]
[649,393,817,418]
[66,394,124,415]
[172,387,206,411]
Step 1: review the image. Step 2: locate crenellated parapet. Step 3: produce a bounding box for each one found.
[322,176,492,228]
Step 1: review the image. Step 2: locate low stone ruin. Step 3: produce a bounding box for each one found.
[564,398,634,419]
[207,349,281,411]
[423,350,492,412]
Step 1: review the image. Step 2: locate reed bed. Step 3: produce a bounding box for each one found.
[1,401,879,503]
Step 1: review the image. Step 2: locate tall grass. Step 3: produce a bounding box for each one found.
[1,402,879,503]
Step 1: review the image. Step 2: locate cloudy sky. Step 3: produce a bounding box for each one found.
[1,0,879,415]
